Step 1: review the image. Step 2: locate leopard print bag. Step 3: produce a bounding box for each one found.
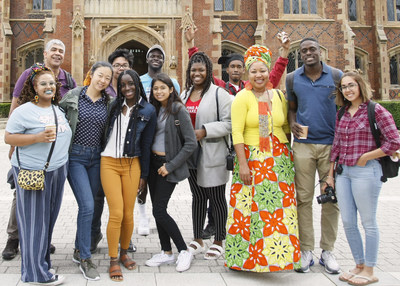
[17,169,45,191]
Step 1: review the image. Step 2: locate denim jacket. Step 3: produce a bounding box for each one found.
[103,98,157,179]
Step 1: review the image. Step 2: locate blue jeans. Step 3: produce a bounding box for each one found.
[68,144,102,260]
[335,159,382,267]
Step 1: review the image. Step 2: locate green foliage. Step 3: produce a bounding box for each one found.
[0,103,10,118]
[377,101,400,129]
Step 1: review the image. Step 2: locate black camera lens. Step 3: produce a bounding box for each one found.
[316,186,337,204]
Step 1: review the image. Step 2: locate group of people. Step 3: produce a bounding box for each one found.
[3,29,400,286]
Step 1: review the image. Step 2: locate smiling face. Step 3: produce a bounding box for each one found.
[147,50,164,71]
[340,76,362,105]
[152,80,173,107]
[34,72,57,103]
[120,74,136,103]
[90,66,112,92]
[190,62,207,88]
[43,44,65,69]
[248,61,269,92]
[300,40,321,67]
[112,56,130,81]
[226,60,245,84]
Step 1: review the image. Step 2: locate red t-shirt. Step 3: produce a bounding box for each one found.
[185,98,201,128]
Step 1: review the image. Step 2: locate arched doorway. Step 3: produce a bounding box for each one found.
[118,40,148,76]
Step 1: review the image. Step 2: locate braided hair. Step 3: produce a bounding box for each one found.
[184,52,214,99]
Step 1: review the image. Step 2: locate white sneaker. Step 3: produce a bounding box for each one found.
[145,251,175,267]
[176,250,193,272]
[138,218,150,236]
[319,250,340,274]
[295,250,314,273]
[30,274,65,285]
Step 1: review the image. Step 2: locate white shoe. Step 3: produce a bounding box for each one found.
[145,251,175,267]
[176,250,193,272]
[29,274,65,285]
[319,250,340,274]
[295,250,314,273]
[138,218,150,236]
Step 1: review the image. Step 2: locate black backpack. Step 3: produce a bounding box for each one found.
[338,101,399,182]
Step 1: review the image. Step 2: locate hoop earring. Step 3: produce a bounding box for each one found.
[245,82,253,90]
[34,94,39,103]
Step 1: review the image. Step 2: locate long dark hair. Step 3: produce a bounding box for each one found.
[184,52,214,99]
[149,73,183,118]
[88,61,113,104]
[109,69,146,158]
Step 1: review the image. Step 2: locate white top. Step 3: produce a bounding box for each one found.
[101,100,135,158]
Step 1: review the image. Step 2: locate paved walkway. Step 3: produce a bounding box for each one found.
[0,128,399,285]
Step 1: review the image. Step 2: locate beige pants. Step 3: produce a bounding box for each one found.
[293,142,339,251]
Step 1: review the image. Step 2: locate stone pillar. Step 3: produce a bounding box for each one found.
[255,0,266,44]
[0,0,13,102]
[70,1,86,86]
[376,25,390,100]
[211,16,223,78]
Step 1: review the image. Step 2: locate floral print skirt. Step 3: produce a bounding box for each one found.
[225,136,301,272]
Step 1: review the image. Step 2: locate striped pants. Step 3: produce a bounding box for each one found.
[188,169,227,241]
[13,163,68,283]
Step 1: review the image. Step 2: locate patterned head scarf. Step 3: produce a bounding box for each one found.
[244,45,272,71]
[30,63,52,84]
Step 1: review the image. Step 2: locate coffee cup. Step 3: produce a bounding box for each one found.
[45,124,57,142]
[299,125,308,139]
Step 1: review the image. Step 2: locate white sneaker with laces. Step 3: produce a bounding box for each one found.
[319,250,340,274]
[295,250,314,273]
[145,251,175,267]
[176,250,193,272]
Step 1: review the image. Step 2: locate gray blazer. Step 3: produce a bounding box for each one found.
[164,102,197,183]
[181,84,233,187]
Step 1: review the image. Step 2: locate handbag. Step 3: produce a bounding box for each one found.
[215,88,235,171]
[16,105,58,191]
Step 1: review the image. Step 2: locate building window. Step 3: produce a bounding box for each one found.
[287,48,303,73]
[24,48,44,70]
[349,0,357,21]
[284,0,317,14]
[215,0,234,11]
[33,0,52,10]
[387,0,400,21]
[390,54,400,84]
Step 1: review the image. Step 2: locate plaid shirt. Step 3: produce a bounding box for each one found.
[330,101,400,166]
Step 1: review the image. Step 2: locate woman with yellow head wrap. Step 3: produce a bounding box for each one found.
[225,44,300,273]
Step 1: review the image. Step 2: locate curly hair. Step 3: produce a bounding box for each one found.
[149,73,183,118]
[184,52,214,99]
[17,69,61,105]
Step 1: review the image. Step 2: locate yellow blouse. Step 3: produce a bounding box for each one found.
[231,88,290,146]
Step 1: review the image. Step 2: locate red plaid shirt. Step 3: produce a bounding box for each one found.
[330,101,400,166]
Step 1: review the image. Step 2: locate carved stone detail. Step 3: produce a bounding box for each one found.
[180,8,196,31]
[70,6,86,38]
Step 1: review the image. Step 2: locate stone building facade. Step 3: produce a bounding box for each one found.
[1,0,400,102]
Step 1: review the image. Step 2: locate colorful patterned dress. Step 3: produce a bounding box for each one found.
[225,135,301,272]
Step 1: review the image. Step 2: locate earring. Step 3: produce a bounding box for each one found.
[52,95,55,101]
[34,94,39,103]
[245,82,253,90]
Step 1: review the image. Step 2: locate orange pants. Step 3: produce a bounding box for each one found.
[100,156,140,257]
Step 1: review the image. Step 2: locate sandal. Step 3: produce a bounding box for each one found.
[339,265,364,282]
[204,244,224,260]
[120,253,137,270]
[348,275,379,286]
[109,258,123,282]
[187,241,205,255]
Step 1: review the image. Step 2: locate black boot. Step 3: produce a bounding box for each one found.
[2,238,19,260]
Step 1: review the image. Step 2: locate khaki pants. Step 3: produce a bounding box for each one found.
[293,142,339,251]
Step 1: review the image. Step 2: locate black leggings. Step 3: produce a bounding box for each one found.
[148,154,187,252]
[188,169,227,241]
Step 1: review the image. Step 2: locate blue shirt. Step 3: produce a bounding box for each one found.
[73,86,108,146]
[287,62,341,144]
[140,73,180,101]
[7,102,72,171]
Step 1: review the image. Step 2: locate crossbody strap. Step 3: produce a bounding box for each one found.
[215,88,233,154]
[172,105,184,146]
[16,105,58,171]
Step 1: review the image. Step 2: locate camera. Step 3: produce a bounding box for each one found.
[316,186,337,204]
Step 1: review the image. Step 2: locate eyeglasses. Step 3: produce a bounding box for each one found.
[339,83,358,93]
[112,63,129,69]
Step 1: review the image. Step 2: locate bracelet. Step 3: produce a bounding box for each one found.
[326,175,334,179]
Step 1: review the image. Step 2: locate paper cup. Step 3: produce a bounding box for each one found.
[299,125,308,139]
[45,124,57,142]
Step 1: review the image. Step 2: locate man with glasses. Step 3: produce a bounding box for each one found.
[136,45,180,236]
[286,37,342,274]
[90,49,137,253]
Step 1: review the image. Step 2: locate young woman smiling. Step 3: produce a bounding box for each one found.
[145,73,196,272]
[327,72,400,285]
[59,61,113,281]
[100,69,156,282]
[5,64,72,285]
